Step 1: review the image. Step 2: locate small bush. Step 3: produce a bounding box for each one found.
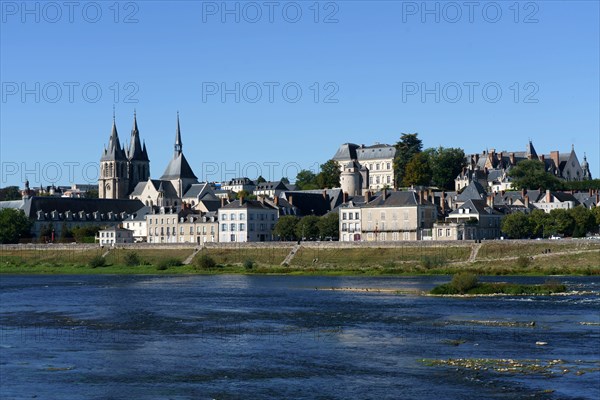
[450,273,479,294]
[89,255,106,268]
[123,252,140,267]
[156,258,182,269]
[421,256,447,269]
[516,256,531,269]
[244,259,254,270]
[542,279,567,293]
[196,254,217,270]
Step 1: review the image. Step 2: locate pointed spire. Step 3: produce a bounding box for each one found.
[101,111,127,161]
[128,110,147,161]
[132,109,139,133]
[174,111,182,158]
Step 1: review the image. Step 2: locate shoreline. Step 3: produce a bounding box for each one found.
[1,240,599,276]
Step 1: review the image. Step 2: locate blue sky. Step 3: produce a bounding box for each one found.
[1,0,598,186]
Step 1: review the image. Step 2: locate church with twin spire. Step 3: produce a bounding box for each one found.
[99,111,200,207]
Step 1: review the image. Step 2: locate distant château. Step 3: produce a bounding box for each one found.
[457,141,592,193]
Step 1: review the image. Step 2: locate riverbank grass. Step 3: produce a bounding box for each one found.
[431,273,567,295]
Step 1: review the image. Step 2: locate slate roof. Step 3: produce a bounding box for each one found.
[255,181,288,191]
[127,112,149,161]
[100,120,127,161]
[127,206,152,221]
[221,199,278,210]
[356,144,396,160]
[363,191,422,208]
[283,191,332,216]
[160,153,198,181]
[332,143,359,161]
[0,200,26,210]
[183,183,214,199]
[457,181,487,202]
[22,197,145,219]
[449,199,502,216]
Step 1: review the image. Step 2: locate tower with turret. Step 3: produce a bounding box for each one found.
[99,113,130,199]
[126,111,150,193]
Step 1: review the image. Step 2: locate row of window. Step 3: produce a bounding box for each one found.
[222,213,275,221]
[366,162,392,171]
[369,175,392,185]
[221,223,274,232]
[341,223,360,232]
[341,212,360,220]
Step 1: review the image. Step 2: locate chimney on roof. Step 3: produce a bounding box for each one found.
[525,195,529,208]
[546,189,551,203]
[550,151,560,168]
[342,192,347,203]
[220,197,225,208]
[383,188,387,200]
[322,189,327,200]
[289,195,293,206]
[441,191,446,214]
[274,196,279,206]
[589,188,593,197]
[487,195,493,208]
[540,154,545,163]
[509,152,515,165]
[521,188,527,198]
[239,195,244,205]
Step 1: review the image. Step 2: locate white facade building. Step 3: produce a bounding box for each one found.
[218,199,278,242]
[97,227,134,245]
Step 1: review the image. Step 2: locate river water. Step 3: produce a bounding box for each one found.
[0,275,598,399]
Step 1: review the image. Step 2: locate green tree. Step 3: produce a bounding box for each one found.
[85,189,99,199]
[529,209,552,238]
[0,209,32,244]
[549,209,575,237]
[317,212,339,239]
[295,170,319,190]
[393,133,423,188]
[316,159,341,189]
[71,226,101,243]
[403,152,432,186]
[0,186,21,201]
[256,175,266,184]
[593,206,600,229]
[429,147,466,190]
[509,160,561,191]
[501,212,531,239]
[273,215,299,240]
[568,206,596,237]
[236,190,250,199]
[295,216,320,240]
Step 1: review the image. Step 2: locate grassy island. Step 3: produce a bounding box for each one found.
[430,273,567,295]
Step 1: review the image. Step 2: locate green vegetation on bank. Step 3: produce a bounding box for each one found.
[430,273,567,295]
[502,207,600,239]
[1,241,598,275]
